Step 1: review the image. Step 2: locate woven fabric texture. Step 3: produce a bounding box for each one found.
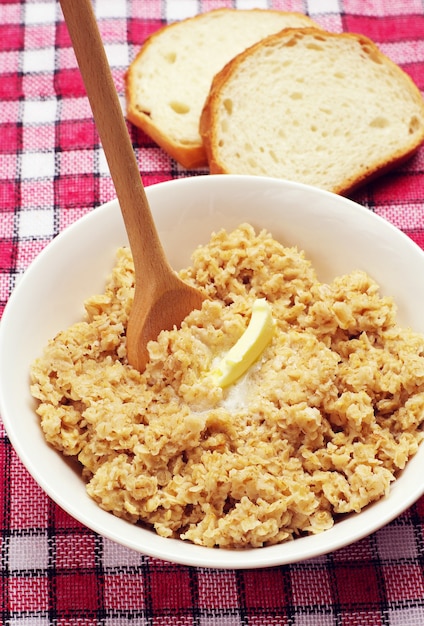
[1,0,424,624]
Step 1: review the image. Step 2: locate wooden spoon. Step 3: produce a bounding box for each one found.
[59,0,205,372]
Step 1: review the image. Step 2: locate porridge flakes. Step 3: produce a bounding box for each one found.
[30,224,424,549]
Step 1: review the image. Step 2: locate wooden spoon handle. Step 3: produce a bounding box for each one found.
[59,0,169,277]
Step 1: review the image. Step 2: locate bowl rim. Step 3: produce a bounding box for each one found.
[1,174,424,569]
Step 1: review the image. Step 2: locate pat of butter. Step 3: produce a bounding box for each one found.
[211,298,275,388]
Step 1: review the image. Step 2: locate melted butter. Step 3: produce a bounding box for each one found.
[211,298,275,388]
[219,371,251,411]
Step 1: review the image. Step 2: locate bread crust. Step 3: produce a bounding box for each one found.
[200,27,424,195]
[126,65,207,169]
[125,10,318,169]
[125,18,207,169]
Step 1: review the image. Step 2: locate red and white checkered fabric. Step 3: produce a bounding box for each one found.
[1,1,424,623]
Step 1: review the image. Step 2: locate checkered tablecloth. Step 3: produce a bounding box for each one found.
[1,0,424,623]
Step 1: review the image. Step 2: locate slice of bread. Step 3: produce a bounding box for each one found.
[125,9,318,169]
[200,28,424,195]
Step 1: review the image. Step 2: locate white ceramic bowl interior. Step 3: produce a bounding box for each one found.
[1,175,424,569]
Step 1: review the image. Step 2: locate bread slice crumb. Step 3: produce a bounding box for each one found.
[200,28,424,194]
[125,9,319,169]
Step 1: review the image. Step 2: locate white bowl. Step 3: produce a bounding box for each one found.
[1,175,424,569]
